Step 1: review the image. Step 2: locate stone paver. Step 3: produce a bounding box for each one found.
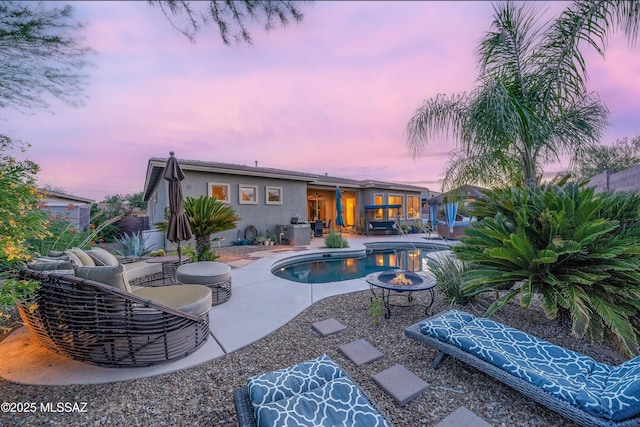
[434,406,493,427]
[372,364,428,406]
[312,318,347,336]
[339,338,383,366]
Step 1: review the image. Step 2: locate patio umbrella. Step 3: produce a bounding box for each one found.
[335,186,345,234]
[429,203,438,232]
[163,151,192,263]
[445,201,459,234]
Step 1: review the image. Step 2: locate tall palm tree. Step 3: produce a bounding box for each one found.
[184,196,240,260]
[406,1,640,190]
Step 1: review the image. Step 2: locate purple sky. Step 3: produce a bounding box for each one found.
[2,1,639,201]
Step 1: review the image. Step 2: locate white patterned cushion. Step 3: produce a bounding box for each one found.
[247,355,390,427]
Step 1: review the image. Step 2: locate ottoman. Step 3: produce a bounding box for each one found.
[176,261,232,305]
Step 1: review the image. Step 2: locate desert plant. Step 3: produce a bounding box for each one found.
[115,231,151,257]
[184,196,239,260]
[455,181,640,357]
[427,253,473,306]
[367,296,385,325]
[324,231,348,249]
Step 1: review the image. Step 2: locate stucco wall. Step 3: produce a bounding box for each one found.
[156,170,308,247]
[587,166,640,193]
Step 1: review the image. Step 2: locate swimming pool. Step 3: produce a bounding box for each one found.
[272,244,443,283]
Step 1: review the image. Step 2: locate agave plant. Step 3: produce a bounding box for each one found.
[455,181,640,357]
[184,196,239,260]
[115,231,151,257]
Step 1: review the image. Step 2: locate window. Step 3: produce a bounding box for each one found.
[239,185,258,204]
[388,194,404,218]
[265,186,282,205]
[407,195,420,219]
[208,182,230,203]
[373,193,384,219]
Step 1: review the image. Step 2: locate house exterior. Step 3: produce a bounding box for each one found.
[37,188,94,232]
[142,157,431,248]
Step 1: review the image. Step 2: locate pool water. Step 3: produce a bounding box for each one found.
[273,248,437,283]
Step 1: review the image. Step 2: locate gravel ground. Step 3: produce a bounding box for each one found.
[0,246,628,427]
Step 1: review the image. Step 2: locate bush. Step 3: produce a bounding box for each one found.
[455,182,640,357]
[427,253,473,306]
[324,231,348,248]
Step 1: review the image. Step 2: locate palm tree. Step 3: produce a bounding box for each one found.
[183,196,240,260]
[406,1,640,190]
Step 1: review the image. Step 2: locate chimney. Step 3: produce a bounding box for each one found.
[255,161,258,167]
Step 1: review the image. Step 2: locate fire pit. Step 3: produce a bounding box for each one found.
[366,269,436,319]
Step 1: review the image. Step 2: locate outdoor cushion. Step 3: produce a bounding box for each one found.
[599,357,640,420]
[133,285,212,316]
[64,250,83,266]
[68,247,95,266]
[446,317,596,407]
[248,354,345,406]
[87,247,119,266]
[27,259,74,272]
[74,264,131,293]
[246,355,390,427]
[123,261,162,282]
[253,376,391,427]
[420,309,476,342]
[176,261,231,285]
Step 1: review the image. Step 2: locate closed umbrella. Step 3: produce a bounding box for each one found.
[163,151,192,263]
[429,203,438,233]
[335,186,345,234]
[445,201,459,234]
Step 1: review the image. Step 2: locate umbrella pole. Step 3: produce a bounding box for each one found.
[177,242,182,264]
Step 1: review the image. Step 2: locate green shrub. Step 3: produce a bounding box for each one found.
[455,182,640,357]
[427,253,473,306]
[324,231,348,248]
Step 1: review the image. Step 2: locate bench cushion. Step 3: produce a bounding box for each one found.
[247,355,389,427]
[176,261,231,285]
[254,376,390,427]
[447,318,596,407]
[419,310,640,422]
[123,260,162,282]
[133,285,212,316]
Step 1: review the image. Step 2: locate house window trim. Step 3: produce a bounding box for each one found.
[239,184,259,205]
[207,182,230,203]
[265,186,283,205]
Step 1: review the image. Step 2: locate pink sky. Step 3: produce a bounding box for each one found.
[2,1,639,201]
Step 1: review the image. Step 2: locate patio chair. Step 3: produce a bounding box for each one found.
[18,264,212,367]
[233,354,392,427]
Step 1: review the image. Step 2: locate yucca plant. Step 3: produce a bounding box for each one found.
[324,231,348,248]
[184,196,239,261]
[455,181,640,357]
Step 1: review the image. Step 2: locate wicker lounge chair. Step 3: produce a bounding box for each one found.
[233,354,392,427]
[405,310,640,427]
[18,266,211,367]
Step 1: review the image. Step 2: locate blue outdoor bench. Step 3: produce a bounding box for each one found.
[405,310,640,427]
[233,354,392,427]
[367,221,398,236]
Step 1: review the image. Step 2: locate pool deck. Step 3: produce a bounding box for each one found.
[0,233,451,386]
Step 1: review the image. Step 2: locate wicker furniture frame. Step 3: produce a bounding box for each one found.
[18,267,210,368]
[405,319,640,427]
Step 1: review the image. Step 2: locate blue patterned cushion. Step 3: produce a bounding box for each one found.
[254,376,391,427]
[575,362,611,417]
[599,357,640,420]
[447,318,597,406]
[420,309,475,341]
[248,354,345,407]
